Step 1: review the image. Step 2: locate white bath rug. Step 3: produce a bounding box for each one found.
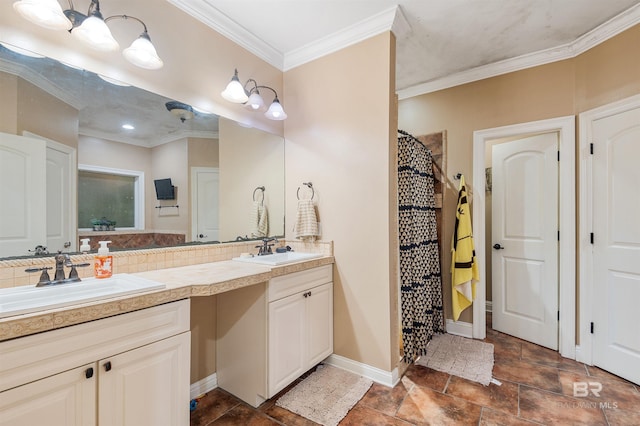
[416,333,494,386]
[275,364,373,426]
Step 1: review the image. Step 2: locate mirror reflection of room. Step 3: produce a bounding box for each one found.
[0,43,285,259]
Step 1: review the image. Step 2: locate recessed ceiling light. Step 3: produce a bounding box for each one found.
[122,124,135,130]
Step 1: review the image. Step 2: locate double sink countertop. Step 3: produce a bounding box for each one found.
[0,255,334,342]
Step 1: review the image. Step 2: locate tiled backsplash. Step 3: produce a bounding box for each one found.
[0,240,333,289]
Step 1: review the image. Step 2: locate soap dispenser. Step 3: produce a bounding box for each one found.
[80,238,91,254]
[94,240,113,279]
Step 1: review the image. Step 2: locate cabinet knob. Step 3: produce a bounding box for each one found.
[104,361,112,372]
[85,367,94,379]
[303,291,312,298]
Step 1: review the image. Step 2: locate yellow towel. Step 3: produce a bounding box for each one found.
[451,175,479,321]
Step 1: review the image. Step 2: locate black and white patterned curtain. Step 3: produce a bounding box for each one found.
[398,130,445,363]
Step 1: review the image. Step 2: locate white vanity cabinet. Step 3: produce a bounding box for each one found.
[267,264,333,397]
[0,300,190,426]
[216,264,333,407]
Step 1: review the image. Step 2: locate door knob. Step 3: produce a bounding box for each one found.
[493,243,504,250]
[199,234,207,239]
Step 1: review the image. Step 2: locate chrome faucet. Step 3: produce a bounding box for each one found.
[25,251,90,287]
[255,237,277,256]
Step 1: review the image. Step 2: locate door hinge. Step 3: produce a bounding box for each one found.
[558,230,560,241]
[590,143,594,154]
[590,233,594,244]
[590,322,594,334]
[557,311,560,321]
[557,151,560,161]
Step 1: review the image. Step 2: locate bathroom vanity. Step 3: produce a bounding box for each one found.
[0,253,334,425]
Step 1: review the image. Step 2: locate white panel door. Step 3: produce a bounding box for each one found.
[98,332,190,426]
[492,133,559,349]
[191,167,219,242]
[0,363,96,426]
[306,283,333,366]
[0,133,46,257]
[592,106,640,384]
[45,141,76,253]
[268,292,306,397]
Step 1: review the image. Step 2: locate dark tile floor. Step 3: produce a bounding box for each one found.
[191,315,640,425]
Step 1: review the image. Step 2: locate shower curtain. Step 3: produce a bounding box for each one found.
[398,130,445,362]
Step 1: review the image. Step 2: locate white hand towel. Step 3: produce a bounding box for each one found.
[295,199,319,240]
[250,201,268,238]
[258,204,269,237]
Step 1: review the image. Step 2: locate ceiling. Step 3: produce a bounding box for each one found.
[172,0,640,97]
[4,0,639,146]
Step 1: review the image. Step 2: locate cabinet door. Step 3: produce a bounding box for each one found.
[0,364,96,426]
[268,292,306,397]
[98,332,190,426]
[306,282,334,366]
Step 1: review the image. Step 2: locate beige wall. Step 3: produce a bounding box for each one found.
[398,23,640,323]
[151,139,189,234]
[190,295,217,383]
[188,137,219,168]
[0,73,18,134]
[219,118,285,241]
[17,79,78,147]
[0,73,78,147]
[284,33,398,372]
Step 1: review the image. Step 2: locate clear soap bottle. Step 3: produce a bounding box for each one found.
[94,241,113,279]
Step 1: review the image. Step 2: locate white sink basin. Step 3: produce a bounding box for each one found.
[0,274,166,319]
[232,251,322,266]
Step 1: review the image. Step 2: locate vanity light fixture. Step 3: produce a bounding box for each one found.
[13,0,164,70]
[221,69,287,121]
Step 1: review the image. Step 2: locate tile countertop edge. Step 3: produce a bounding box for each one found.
[0,256,334,342]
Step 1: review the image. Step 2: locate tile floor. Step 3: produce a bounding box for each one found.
[191,315,640,425]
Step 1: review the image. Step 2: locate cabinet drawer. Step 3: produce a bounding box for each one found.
[268,265,332,302]
[0,299,190,392]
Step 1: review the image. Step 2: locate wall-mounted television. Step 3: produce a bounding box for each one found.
[154,178,176,200]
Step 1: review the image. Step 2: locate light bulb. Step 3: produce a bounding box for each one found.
[13,0,72,30]
[123,33,163,70]
[72,15,119,52]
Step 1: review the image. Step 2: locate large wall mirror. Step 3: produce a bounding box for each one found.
[0,42,285,259]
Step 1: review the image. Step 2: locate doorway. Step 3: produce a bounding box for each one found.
[578,94,640,384]
[471,116,575,359]
[191,167,220,242]
[489,132,559,350]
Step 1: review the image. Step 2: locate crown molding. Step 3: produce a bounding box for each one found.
[397,3,640,99]
[283,6,399,71]
[167,0,284,69]
[79,128,218,147]
[0,58,84,109]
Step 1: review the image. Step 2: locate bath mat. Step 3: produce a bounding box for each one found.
[275,364,372,426]
[416,333,494,386]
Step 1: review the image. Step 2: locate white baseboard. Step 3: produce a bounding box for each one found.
[190,373,217,399]
[445,319,473,338]
[324,354,400,387]
[486,301,493,313]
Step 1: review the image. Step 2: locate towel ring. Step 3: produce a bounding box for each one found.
[297,182,314,200]
[253,186,265,205]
